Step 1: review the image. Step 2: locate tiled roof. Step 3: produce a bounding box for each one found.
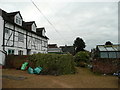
[1,9,48,39]
[48,44,58,48]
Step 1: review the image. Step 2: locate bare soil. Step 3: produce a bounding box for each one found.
[2,67,118,88]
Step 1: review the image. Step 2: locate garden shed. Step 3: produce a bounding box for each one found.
[96,44,120,58]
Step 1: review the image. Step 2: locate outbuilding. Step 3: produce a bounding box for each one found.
[96,44,120,58]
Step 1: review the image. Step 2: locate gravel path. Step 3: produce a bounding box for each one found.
[2,67,118,88]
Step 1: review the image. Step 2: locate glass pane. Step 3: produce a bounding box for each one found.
[113,47,118,51]
[112,45,120,51]
[108,52,116,58]
[117,52,120,58]
[12,50,14,54]
[105,47,114,51]
[8,50,11,54]
[100,52,108,58]
[98,46,106,51]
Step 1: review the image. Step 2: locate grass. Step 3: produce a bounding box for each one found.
[2,67,118,88]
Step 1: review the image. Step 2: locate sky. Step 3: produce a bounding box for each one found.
[0,0,119,51]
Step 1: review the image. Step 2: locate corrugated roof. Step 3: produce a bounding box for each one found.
[97,45,120,51]
[48,48,62,52]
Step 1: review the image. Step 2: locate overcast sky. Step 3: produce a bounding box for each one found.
[0,0,118,51]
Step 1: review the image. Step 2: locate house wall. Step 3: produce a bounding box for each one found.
[0,10,48,64]
[4,21,48,55]
[0,15,5,64]
[14,26,26,49]
[4,22,27,55]
[27,31,48,54]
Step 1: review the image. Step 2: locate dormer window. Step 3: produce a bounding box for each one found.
[32,23,36,32]
[16,16,22,25]
[14,13,22,26]
[32,24,36,32]
[42,30,45,36]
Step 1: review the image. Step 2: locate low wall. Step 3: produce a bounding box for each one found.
[5,55,35,69]
[92,58,120,74]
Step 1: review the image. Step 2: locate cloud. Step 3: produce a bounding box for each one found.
[0,1,118,51]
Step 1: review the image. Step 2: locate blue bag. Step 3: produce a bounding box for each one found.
[34,67,42,74]
[28,67,34,74]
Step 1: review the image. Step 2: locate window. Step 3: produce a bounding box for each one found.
[32,25,36,31]
[100,52,108,58]
[18,33,24,42]
[45,41,47,47]
[8,49,14,55]
[35,39,38,44]
[108,52,116,58]
[16,16,22,25]
[5,28,10,34]
[16,17,19,23]
[33,52,36,54]
[42,30,45,36]
[18,50,23,55]
[117,52,120,58]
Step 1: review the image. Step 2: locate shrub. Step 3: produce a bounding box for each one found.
[28,53,76,75]
[74,51,90,67]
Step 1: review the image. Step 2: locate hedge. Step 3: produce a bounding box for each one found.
[74,51,90,67]
[28,53,76,75]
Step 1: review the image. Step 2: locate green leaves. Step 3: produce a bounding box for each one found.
[74,51,90,67]
[28,53,76,75]
[73,37,86,54]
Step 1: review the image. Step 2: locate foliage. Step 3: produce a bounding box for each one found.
[28,53,76,75]
[74,51,90,67]
[105,41,113,45]
[73,37,86,54]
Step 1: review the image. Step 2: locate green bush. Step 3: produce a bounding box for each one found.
[74,51,90,67]
[28,53,76,75]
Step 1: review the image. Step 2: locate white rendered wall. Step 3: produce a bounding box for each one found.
[15,26,26,49]
[5,47,26,55]
[4,22,27,55]
[0,15,5,64]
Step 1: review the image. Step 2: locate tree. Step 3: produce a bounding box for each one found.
[74,51,89,67]
[73,37,86,54]
[105,41,113,45]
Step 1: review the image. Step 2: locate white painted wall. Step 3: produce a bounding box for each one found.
[1,13,48,61]
[15,26,26,49]
[5,47,26,55]
[0,16,5,65]
[26,32,48,54]
[5,23,14,29]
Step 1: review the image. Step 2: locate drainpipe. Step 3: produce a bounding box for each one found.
[2,21,7,65]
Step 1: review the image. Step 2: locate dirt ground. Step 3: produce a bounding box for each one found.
[2,67,118,88]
